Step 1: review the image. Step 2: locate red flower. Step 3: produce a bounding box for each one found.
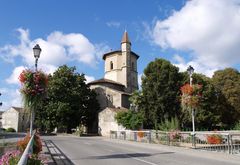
[19,70,27,83]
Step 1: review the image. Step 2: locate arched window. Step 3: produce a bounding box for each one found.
[110,61,113,70]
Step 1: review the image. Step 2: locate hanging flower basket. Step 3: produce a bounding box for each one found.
[19,69,48,110]
[180,83,202,110]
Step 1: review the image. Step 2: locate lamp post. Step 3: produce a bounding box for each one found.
[0,93,2,106]
[187,65,195,146]
[30,44,41,136]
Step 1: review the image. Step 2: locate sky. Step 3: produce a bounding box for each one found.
[1,0,240,111]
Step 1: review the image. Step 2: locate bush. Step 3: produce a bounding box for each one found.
[233,121,240,130]
[6,127,16,132]
[115,111,143,130]
[17,133,42,154]
[137,131,144,138]
[158,117,180,131]
[207,134,223,144]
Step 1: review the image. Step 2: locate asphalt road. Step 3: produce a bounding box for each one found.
[42,135,240,165]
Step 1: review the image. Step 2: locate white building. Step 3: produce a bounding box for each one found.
[2,107,29,132]
[89,31,139,136]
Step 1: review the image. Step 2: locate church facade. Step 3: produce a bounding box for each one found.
[88,31,139,136]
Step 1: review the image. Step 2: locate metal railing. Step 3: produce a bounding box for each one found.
[110,130,240,154]
[17,131,35,165]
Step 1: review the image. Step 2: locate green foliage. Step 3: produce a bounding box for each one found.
[140,58,181,128]
[35,65,99,133]
[115,110,143,130]
[233,121,240,130]
[158,117,180,131]
[212,68,240,125]
[6,127,16,132]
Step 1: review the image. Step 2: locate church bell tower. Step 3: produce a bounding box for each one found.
[103,31,139,93]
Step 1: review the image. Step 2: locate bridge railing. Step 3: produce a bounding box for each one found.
[17,131,35,165]
[110,130,240,154]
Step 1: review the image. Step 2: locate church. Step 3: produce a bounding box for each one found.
[88,31,139,136]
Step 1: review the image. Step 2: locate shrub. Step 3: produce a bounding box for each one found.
[115,111,143,130]
[169,130,182,141]
[6,127,16,132]
[0,150,21,165]
[137,131,144,138]
[17,133,42,154]
[207,134,223,144]
[233,121,240,130]
[158,117,179,131]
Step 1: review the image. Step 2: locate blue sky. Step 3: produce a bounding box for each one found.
[1,0,240,111]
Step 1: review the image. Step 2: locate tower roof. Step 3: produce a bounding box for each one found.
[121,31,131,44]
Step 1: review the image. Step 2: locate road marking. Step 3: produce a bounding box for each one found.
[105,149,114,152]
[84,142,92,145]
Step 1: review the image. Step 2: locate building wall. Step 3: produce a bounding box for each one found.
[2,108,19,132]
[90,84,123,110]
[104,51,138,93]
[98,108,125,136]
[104,53,122,82]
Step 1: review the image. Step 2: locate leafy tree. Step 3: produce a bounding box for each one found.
[180,72,236,130]
[212,68,240,124]
[115,111,143,130]
[139,58,182,129]
[35,65,99,133]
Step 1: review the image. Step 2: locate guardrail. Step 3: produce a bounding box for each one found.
[17,131,35,165]
[110,130,240,154]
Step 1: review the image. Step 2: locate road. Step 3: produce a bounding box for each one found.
[42,135,240,165]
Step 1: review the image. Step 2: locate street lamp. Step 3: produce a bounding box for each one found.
[33,44,41,72]
[0,93,2,106]
[187,65,194,86]
[29,44,41,136]
[187,65,195,146]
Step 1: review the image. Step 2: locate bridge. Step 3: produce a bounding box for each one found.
[41,135,240,165]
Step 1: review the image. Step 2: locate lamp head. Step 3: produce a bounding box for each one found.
[187,65,194,75]
[33,44,41,59]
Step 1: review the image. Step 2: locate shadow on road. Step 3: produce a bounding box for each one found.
[44,140,74,165]
[85,152,174,160]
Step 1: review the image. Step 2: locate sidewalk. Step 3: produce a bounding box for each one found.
[41,140,56,165]
[42,139,74,165]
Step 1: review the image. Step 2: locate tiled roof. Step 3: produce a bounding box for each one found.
[121,31,131,44]
[102,50,139,60]
[88,78,124,87]
[12,107,26,113]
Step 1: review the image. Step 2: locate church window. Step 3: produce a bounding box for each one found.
[110,61,113,70]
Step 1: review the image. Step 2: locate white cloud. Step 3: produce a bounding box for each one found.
[0,28,109,68]
[2,28,109,86]
[138,73,143,88]
[151,0,240,76]
[106,21,121,28]
[172,56,217,77]
[0,88,22,111]
[6,66,26,84]
[85,75,95,83]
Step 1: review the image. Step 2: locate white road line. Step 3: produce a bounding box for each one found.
[84,142,92,145]
[132,157,158,165]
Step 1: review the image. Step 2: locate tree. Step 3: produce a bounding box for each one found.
[212,68,240,127]
[180,72,235,130]
[139,58,182,129]
[35,65,99,133]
